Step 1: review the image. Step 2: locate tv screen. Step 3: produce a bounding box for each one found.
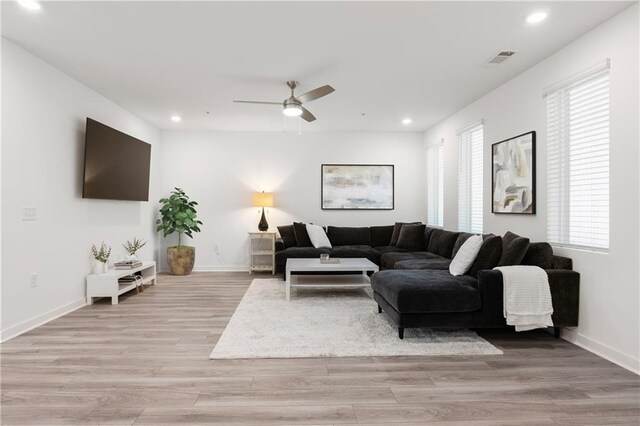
[82,118,151,201]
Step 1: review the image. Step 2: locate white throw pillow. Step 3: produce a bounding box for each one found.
[306,224,332,249]
[449,235,483,276]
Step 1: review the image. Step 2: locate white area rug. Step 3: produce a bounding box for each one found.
[210,279,502,359]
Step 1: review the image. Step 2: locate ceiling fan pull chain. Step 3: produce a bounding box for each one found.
[298,116,302,135]
[283,114,287,133]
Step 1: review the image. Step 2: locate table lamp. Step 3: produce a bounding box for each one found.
[253,191,274,231]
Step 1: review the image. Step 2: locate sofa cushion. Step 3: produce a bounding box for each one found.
[498,231,530,266]
[449,235,483,276]
[396,224,426,251]
[370,225,395,247]
[451,232,475,258]
[329,245,380,265]
[522,242,554,269]
[371,270,481,313]
[327,226,372,246]
[306,224,332,249]
[427,229,460,258]
[375,246,408,255]
[293,222,313,247]
[394,258,451,270]
[381,251,441,269]
[424,227,435,251]
[277,224,297,248]
[275,246,330,266]
[390,222,421,246]
[468,235,503,278]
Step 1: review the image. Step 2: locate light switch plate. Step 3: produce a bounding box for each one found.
[22,207,37,221]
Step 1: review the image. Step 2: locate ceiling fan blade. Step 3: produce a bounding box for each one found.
[297,85,335,104]
[233,100,282,105]
[300,107,316,122]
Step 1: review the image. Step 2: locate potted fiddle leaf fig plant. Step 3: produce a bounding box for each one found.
[156,187,203,275]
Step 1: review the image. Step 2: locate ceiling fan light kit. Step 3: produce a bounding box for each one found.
[234,80,335,123]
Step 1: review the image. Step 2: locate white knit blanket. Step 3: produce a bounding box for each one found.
[494,265,554,332]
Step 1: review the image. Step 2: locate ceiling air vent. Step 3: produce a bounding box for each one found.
[487,51,516,65]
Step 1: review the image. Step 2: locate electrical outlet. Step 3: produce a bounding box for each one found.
[30,273,38,288]
[22,207,37,221]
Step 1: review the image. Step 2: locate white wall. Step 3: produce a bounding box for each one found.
[159,130,425,270]
[424,5,639,373]
[1,39,162,340]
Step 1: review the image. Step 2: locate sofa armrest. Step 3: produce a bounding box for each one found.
[552,255,573,270]
[275,238,286,252]
[545,269,580,327]
[476,269,580,328]
[476,270,505,319]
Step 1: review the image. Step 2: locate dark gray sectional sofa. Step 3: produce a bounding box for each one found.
[275,223,580,338]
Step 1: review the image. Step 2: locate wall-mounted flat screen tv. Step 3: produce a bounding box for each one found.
[82,118,151,201]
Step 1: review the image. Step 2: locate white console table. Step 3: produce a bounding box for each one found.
[86,261,156,305]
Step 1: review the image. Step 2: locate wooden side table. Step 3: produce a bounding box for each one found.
[248,232,276,275]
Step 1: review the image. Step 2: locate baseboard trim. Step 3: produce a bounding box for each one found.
[561,328,639,375]
[0,298,86,343]
[160,265,250,273]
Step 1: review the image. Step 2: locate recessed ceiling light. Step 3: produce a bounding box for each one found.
[170,116,182,122]
[526,11,548,24]
[17,0,41,10]
[402,118,412,125]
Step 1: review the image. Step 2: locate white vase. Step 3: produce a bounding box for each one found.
[94,262,108,274]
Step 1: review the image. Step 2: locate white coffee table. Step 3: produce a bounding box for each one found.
[284,258,379,301]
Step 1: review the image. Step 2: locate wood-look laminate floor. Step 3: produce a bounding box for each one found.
[1,272,638,425]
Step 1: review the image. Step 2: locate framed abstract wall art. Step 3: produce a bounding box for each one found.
[321,164,394,210]
[492,131,536,214]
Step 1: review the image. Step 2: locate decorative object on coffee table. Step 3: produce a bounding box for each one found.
[91,242,111,273]
[492,131,536,214]
[321,164,394,210]
[156,187,203,275]
[253,191,274,231]
[248,232,276,274]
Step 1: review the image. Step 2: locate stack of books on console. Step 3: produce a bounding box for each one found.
[114,260,143,270]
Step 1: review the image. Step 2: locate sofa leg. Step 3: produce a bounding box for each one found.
[398,327,404,340]
[553,327,561,339]
[377,305,382,314]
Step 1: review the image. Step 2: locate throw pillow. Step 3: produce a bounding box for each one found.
[521,242,554,269]
[277,224,297,248]
[467,235,503,278]
[396,224,427,251]
[497,231,530,266]
[293,222,313,247]
[390,221,421,246]
[306,224,332,249]
[449,235,483,276]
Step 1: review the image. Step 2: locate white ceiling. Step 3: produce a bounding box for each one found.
[2,1,633,132]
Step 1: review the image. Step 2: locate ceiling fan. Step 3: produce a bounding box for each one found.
[233,81,335,122]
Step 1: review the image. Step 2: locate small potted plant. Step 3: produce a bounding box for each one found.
[91,242,111,273]
[156,187,203,275]
[123,237,147,261]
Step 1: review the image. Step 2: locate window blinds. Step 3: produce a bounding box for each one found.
[458,122,484,233]
[427,143,444,227]
[546,67,610,250]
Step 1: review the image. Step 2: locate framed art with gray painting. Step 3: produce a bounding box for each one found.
[492,131,536,214]
[321,164,394,210]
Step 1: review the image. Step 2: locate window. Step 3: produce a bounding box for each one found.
[427,142,444,227]
[546,65,610,250]
[458,121,484,233]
